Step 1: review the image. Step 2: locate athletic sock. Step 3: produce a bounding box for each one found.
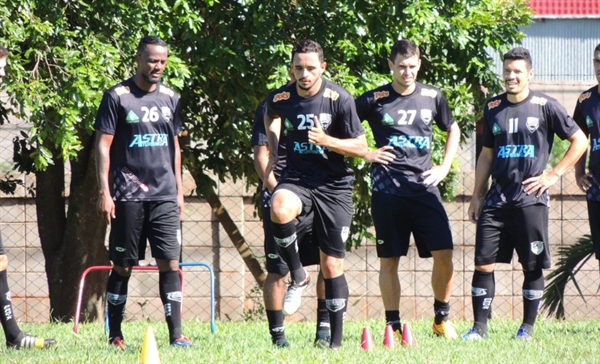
[0,270,23,343]
[159,271,183,342]
[522,269,544,327]
[434,299,450,325]
[315,299,330,338]
[106,269,130,342]
[471,270,494,334]
[325,275,348,348]
[384,310,402,334]
[272,221,305,284]
[266,310,286,343]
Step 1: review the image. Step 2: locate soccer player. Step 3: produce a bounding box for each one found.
[355,39,460,339]
[264,40,368,349]
[95,36,191,349]
[573,43,600,268]
[464,47,587,340]
[252,79,329,347]
[0,45,57,350]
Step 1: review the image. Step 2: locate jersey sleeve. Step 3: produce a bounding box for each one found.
[339,92,365,138]
[251,101,268,147]
[173,96,183,135]
[94,90,119,135]
[482,109,494,148]
[434,92,455,131]
[572,96,589,137]
[266,94,279,118]
[354,92,373,123]
[547,100,580,140]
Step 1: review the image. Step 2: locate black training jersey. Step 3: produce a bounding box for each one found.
[251,99,287,181]
[573,86,600,201]
[266,78,365,189]
[356,82,455,196]
[94,78,183,202]
[482,90,579,208]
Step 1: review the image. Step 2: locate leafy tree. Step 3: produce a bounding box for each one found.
[0,0,532,322]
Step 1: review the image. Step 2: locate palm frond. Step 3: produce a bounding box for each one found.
[541,234,595,319]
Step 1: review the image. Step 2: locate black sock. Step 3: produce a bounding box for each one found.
[522,269,544,327]
[266,310,285,343]
[384,310,402,334]
[471,270,494,333]
[159,271,183,342]
[316,299,330,338]
[325,275,348,348]
[0,270,22,343]
[272,221,305,283]
[106,269,130,342]
[434,299,450,325]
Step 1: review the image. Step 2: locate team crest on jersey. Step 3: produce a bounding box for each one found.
[420,109,433,125]
[587,115,594,127]
[579,92,591,103]
[161,106,172,122]
[382,113,394,126]
[526,117,539,133]
[374,90,389,100]
[487,99,501,109]
[492,123,501,135]
[530,96,548,106]
[126,110,140,123]
[323,88,340,101]
[530,241,544,255]
[159,85,175,97]
[341,226,349,242]
[420,88,437,98]
[115,86,130,96]
[319,113,332,130]
[273,91,290,102]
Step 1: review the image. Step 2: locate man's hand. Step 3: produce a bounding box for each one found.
[523,170,560,197]
[422,165,451,187]
[263,154,279,190]
[177,193,185,220]
[308,116,328,147]
[467,196,482,223]
[97,190,115,225]
[576,172,592,193]
[364,146,395,164]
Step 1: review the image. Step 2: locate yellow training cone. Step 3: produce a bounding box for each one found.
[139,326,160,364]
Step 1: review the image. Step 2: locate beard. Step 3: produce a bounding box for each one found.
[142,72,161,84]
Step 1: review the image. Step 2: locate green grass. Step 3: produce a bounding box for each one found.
[1,319,600,363]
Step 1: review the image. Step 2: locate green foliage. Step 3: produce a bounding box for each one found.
[542,235,595,320]
[0,0,533,251]
[242,284,266,322]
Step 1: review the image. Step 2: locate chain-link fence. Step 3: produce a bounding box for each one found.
[1,82,599,325]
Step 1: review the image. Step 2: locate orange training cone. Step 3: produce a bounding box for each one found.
[139,326,160,364]
[383,324,396,348]
[361,326,374,351]
[401,322,417,347]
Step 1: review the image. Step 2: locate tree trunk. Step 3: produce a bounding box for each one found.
[36,133,109,322]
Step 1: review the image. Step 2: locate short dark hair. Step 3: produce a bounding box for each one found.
[137,36,168,54]
[390,39,419,61]
[291,40,324,63]
[594,43,600,54]
[503,47,532,69]
[0,45,8,59]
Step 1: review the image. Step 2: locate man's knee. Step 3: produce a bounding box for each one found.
[270,190,301,223]
[431,249,454,265]
[113,265,132,277]
[379,257,400,274]
[0,254,7,271]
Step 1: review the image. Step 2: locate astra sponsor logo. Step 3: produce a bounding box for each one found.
[293,141,328,154]
[487,99,501,109]
[374,90,389,100]
[273,91,290,102]
[129,133,169,148]
[387,135,430,149]
[497,144,534,158]
[593,138,600,151]
[323,88,340,100]
[530,96,548,106]
[579,92,592,103]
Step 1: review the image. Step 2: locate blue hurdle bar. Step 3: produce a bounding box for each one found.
[179,262,216,334]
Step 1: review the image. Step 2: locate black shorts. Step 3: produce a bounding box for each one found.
[587,200,600,260]
[273,181,353,258]
[475,204,550,270]
[109,200,181,266]
[261,189,320,275]
[371,190,453,258]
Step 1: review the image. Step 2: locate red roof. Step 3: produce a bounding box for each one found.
[530,0,600,16]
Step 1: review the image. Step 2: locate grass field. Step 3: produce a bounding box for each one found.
[0,319,599,363]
